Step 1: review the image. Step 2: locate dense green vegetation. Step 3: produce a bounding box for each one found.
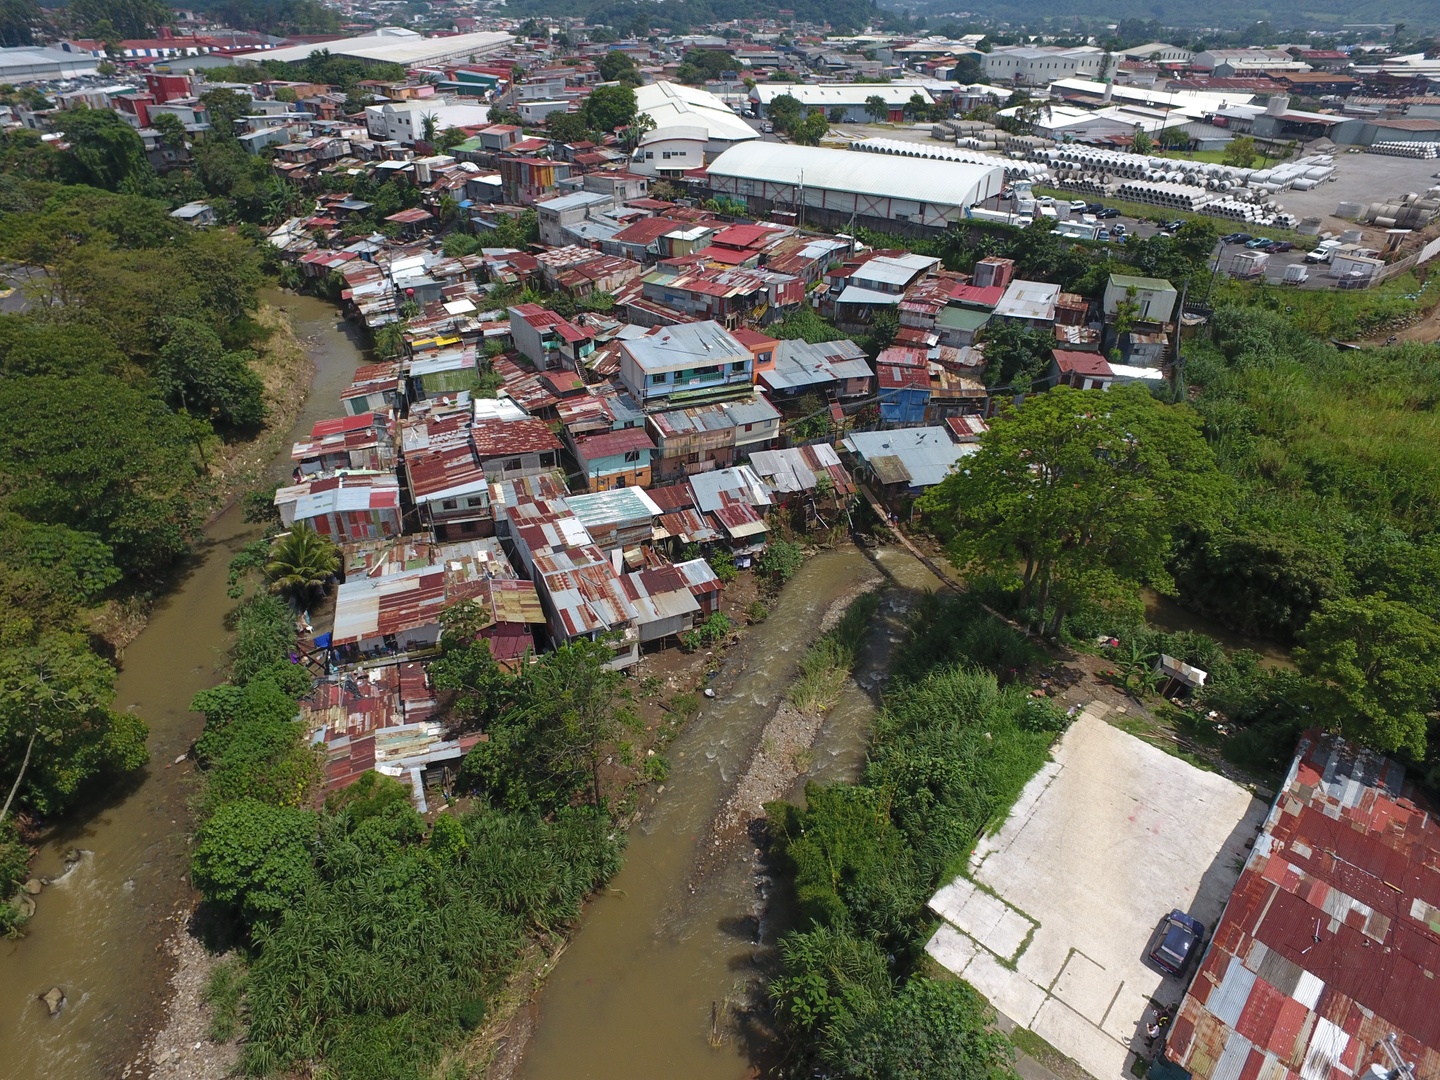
[0,147,274,873]
[766,594,1061,1078]
[189,577,640,1077]
[920,281,1440,781]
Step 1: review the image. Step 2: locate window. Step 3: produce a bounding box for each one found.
[441,499,458,510]
[649,372,667,385]
[465,496,486,508]
[695,364,719,377]
[624,449,641,463]
[730,361,747,373]
[662,151,671,159]
[686,452,701,464]
[505,458,522,472]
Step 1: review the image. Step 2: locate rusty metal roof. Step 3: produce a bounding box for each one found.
[1168,733,1440,1080]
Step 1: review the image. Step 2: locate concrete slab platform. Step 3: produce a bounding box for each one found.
[925,707,1268,1080]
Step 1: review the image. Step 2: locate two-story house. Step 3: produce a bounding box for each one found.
[619,320,754,410]
[508,303,596,370]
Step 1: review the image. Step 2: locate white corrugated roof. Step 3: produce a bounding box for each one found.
[634,80,759,145]
[254,28,512,66]
[707,143,1001,212]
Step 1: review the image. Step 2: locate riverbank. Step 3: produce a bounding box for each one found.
[85,298,317,658]
[0,293,362,1080]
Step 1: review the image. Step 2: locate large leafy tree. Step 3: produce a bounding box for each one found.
[156,317,267,432]
[58,106,156,193]
[1296,595,1440,760]
[580,83,637,134]
[0,374,201,578]
[0,632,148,819]
[191,797,318,923]
[921,385,1227,636]
[70,0,171,38]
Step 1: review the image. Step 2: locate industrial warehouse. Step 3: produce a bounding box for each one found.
[704,142,1005,231]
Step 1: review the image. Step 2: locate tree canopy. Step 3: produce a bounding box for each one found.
[921,385,1226,636]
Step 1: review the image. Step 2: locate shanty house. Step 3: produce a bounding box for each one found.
[1165,732,1440,1080]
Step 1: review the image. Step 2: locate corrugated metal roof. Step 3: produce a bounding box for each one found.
[707,142,1001,212]
[1169,733,1440,1080]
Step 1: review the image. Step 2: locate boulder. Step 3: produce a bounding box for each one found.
[41,987,64,1016]
[22,878,42,895]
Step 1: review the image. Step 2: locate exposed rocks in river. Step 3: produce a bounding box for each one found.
[41,987,65,1016]
[22,878,42,894]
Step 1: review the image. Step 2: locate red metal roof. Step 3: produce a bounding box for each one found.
[311,412,384,438]
[1053,349,1114,377]
[470,416,563,458]
[1168,733,1440,1080]
[950,283,1005,307]
[573,427,656,462]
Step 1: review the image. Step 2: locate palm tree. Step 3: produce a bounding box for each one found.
[420,111,439,144]
[266,524,340,610]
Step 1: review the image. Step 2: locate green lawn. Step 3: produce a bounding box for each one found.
[1157,148,1230,164]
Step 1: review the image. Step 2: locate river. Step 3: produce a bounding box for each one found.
[0,293,366,1079]
[515,545,949,1080]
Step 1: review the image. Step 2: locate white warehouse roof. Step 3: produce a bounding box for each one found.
[751,82,933,108]
[253,27,513,66]
[633,80,758,146]
[707,142,1002,213]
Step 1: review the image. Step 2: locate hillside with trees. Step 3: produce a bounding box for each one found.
[0,121,274,934]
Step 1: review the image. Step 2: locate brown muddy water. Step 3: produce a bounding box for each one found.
[516,545,949,1080]
[0,293,365,1079]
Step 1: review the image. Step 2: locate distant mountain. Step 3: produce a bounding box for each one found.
[505,0,882,34]
[902,0,1432,31]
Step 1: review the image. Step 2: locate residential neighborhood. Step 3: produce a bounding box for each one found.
[1,5,1439,1080]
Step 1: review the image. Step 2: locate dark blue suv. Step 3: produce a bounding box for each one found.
[1149,910,1205,975]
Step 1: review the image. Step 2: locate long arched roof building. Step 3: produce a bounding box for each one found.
[705,143,1003,230]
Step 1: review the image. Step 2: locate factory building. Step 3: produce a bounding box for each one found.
[705,143,1003,232]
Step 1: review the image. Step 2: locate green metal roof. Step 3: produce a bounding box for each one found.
[937,306,991,331]
[1107,273,1175,292]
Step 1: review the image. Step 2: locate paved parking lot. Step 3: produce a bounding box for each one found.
[926,704,1267,1080]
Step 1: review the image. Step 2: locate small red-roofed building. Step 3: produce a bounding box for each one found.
[1050,349,1114,391]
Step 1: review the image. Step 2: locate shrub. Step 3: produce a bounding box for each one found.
[758,538,804,583]
[705,551,738,583]
[746,600,769,623]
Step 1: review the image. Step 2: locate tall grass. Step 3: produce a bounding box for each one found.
[788,591,881,714]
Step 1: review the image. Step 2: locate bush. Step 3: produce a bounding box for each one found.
[679,611,734,652]
[457,996,487,1031]
[746,600,769,623]
[705,551,738,583]
[191,798,318,924]
[758,538,804,583]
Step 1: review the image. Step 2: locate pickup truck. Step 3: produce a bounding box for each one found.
[1305,242,1340,264]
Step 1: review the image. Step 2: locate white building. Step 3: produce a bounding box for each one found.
[1121,43,1194,65]
[253,27,512,67]
[750,82,934,123]
[706,143,1003,230]
[633,80,759,161]
[982,46,1107,86]
[630,124,708,177]
[364,100,494,144]
[1192,49,1309,74]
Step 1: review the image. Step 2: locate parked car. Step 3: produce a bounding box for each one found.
[1162,220,1184,233]
[1149,910,1205,975]
[1222,232,1253,244]
[1097,207,1121,219]
[1070,199,1089,212]
[1087,202,1105,214]
[1305,247,1335,264]
[1096,227,1111,242]
[1036,196,1055,207]
[1245,236,1273,249]
[1262,240,1294,253]
[1111,223,1127,235]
